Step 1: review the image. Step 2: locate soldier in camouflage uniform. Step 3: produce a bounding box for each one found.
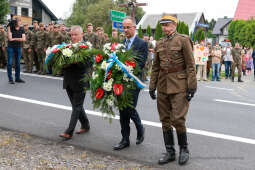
[35,23,48,75]
[31,20,39,72]
[0,25,7,68]
[61,24,71,43]
[49,25,65,47]
[96,27,105,49]
[23,24,34,73]
[83,23,100,49]
[231,42,243,82]
[142,34,154,81]
[110,28,119,43]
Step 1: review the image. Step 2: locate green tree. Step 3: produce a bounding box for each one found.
[177,21,189,35]
[154,21,163,40]
[138,25,143,38]
[228,19,255,48]
[0,0,9,24]
[66,0,100,26]
[146,25,152,37]
[194,28,205,43]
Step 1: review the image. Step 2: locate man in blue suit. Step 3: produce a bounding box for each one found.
[114,16,148,150]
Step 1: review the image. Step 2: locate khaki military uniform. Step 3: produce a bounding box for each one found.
[83,32,100,49]
[23,30,34,72]
[149,32,197,133]
[0,31,7,68]
[35,30,47,74]
[231,48,242,78]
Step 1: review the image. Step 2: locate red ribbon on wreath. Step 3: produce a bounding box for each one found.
[125,60,136,67]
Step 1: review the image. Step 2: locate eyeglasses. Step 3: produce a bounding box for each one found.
[123,26,133,29]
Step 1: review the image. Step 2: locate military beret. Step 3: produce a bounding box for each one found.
[160,14,178,24]
[39,23,44,26]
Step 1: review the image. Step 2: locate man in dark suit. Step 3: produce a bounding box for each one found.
[114,16,148,150]
[59,25,90,140]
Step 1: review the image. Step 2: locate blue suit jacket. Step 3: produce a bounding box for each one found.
[124,35,148,74]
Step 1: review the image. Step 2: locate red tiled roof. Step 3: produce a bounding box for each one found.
[234,0,255,20]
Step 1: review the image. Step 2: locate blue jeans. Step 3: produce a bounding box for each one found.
[224,61,232,78]
[212,63,220,81]
[7,47,22,81]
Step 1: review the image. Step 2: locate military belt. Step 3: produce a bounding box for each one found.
[160,65,186,73]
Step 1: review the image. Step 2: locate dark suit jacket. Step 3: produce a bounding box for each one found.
[63,62,91,92]
[124,35,148,79]
[121,35,148,110]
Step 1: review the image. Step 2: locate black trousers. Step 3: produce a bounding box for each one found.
[119,88,143,142]
[65,87,90,135]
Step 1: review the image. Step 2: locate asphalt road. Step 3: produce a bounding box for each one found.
[1,68,255,170]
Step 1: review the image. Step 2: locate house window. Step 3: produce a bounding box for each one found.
[10,6,17,15]
[21,8,29,17]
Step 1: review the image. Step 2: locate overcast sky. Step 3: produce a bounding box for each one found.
[41,0,240,21]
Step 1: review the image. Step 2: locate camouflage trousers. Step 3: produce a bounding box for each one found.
[0,47,7,68]
[22,48,33,72]
[157,91,189,133]
[37,48,46,74]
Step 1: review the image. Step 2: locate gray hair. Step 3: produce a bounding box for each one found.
[71,25,83,33]
[123,16,136,25]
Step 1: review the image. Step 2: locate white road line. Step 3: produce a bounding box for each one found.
[215,99,255,107]
[1,93,255,145]
[0,69,63,80]
[205,86,234,91]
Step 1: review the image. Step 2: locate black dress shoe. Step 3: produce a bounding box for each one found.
[9,80,15,84]
[15,79,25,83]
[136,127,145,145]
[113,140,130,150]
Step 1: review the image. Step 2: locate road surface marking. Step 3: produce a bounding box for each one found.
[215,99,255,107]
[1,93,255,145]
[205,86,233,91]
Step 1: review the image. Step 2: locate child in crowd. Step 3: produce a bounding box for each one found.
[246,56,253,75]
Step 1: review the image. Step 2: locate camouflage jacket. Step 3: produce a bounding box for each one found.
[23,30,34,49]
[35,30,48,49]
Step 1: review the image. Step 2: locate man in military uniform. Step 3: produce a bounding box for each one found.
[83,23,99,49]
[31,20,39,72]
[35,23,47,75]
[49,25,65,47]
[61,24,71,43]
[231,42,243,82]
[23,24,34,73]
[149,14,197,165]
[110,28,119,43]
[142,34,154,81]
[0,25,7,68]
[96,27,105,49]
